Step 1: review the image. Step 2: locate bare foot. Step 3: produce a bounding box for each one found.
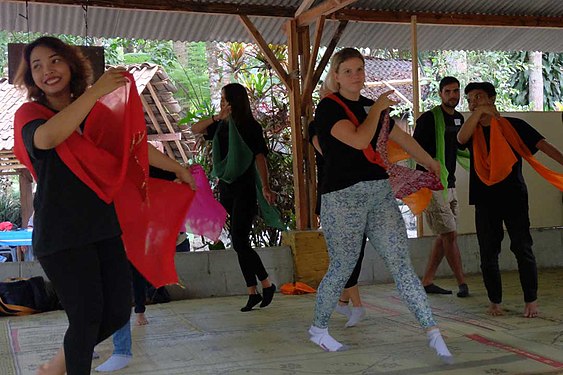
[524,301,539,318]
[36,348,65,375]
[135,312,149,326]
[487,303,505,316]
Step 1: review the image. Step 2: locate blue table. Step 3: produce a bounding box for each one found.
[0,231,33,261]
[0,230,32,246]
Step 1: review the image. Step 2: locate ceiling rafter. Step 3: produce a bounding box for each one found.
[239,15,290,88]
[294,0,315,17]
[6,0,295,18]
[332,9,563,28]
[296,0,357,27]
[4,0,562,30]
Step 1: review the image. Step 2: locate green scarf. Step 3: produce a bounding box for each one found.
[431,106,470,196]
[212,119,284,229]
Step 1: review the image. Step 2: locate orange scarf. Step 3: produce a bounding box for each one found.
[473,117,563,190]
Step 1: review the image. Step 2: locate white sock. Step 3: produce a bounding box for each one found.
[427,329,454,364]
[95,355,132,372]
[345,306,365,327]
[308,326,347,352]
[334,303,351,318]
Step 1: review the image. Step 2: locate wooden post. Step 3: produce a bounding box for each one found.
[411,15,420,121]
[411,15,424,238]
[19,169,33,228]
[298,25,318,229]
[287,19,309,230]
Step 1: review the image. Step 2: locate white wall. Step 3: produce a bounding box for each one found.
[424,111,563,235]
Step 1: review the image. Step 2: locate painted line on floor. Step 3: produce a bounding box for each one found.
[9,327,20,353]
[362,301,402,316]
[467,333,563,368]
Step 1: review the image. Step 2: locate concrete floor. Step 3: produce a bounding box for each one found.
[2,269,563,375]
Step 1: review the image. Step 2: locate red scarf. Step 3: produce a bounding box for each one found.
[326,94,442,214]
[473,117,563,190]
[14,73,194,287]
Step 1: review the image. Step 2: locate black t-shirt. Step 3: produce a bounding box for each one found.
[22,119,121,257]
[314,93,394,194]
[204,118,269,191]
[462,117,544,205]
[413,106,464,188]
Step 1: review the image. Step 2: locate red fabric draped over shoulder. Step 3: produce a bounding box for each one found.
[14,73,194,287]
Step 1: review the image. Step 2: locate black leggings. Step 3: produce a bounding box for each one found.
[344,235,367,288]
[221,183,268,288]
[130,262,148,314]
[39,236,132,375]
[475,197,537,304]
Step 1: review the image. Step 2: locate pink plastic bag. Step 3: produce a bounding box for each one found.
[184,164,227,241]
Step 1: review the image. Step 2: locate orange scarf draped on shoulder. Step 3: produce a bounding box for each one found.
[473,117,563,190]
[14,73,195,287]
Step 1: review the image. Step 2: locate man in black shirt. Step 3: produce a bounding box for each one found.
[458,81,563,318]
[413,77,468,298]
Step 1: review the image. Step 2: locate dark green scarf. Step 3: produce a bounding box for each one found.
[212,119,284,229]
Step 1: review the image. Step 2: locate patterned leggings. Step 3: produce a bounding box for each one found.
[313,179,436,330]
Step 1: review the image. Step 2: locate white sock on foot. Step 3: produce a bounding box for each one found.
[334,304,351,318]
[427,329,453,364]
[308,326,346,352]
[95,355,132,372]
[345,306,365,327]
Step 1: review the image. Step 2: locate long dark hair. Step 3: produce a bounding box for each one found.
[14,36,93,104]
[222,83,255,127]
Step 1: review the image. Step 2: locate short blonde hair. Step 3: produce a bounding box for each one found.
[325,48,365,92]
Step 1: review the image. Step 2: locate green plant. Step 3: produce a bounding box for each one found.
[0,177,22,227]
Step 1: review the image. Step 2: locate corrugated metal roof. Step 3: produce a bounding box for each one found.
[1,0,562,52]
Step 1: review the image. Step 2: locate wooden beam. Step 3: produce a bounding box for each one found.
[146,83,189,163]
[332,9,563,28]
[295,0,316,17]
[19,169,33,229]
[139,94,176,159]
[296,0,357,27]
[287,19,308,230]
[381,81,412,107]
[411,15,424,239]
[411,16,420,120]
[365,78,430,87]
[301,16,325,104]
[0,164,27,170]
[299,25,311,93]
[301,20,348,106]
[9,0,295,18]
[239,15,290,88]
[147,133,182,142]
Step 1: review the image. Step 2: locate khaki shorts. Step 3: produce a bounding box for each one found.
[424,188,458,235]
